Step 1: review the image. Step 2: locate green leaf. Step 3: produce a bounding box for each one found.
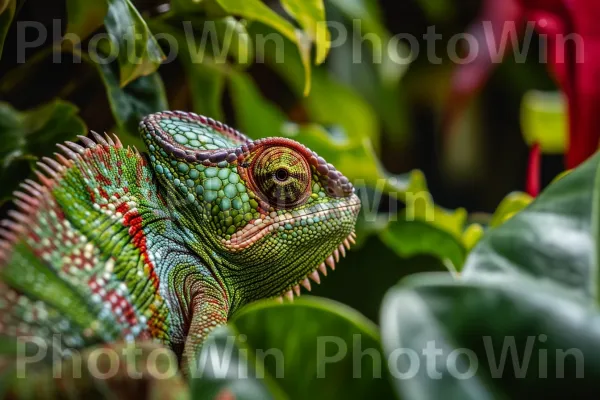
[170,0,228,15]
[380,220,465,275]
[520,90,567,154]
[305,71,380,147]
[94,61,168,145]
[148,17,254,121]
[65,0,108,39]
[222,296,395,399]
[327,0,409,84]
[188,62,227,122]
[488,191,534,228]
[211,17,254,66]
[280,0,329,64]
[0,100,86,202]
[228,71,287,138]
[65,0,165,86]
[593,159,600,307]
[214,0,314,95]
[381,273,600,400]
[104,0,165,87]
[246,23,380,150]
[325,15,408,145]
[191,326,274,400]
[0,0,15,59]
[463,151,600,303]
[460,223,484,252]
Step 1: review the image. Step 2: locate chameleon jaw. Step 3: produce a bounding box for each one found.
[273,231,357,303]
[222,199,361,252]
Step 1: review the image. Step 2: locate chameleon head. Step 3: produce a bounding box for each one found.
[140,112,360,304]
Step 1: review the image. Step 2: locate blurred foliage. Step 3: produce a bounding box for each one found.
[0,0,591,399]
[382,151,600,399]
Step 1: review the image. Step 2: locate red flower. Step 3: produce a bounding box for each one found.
[445,0,600,195]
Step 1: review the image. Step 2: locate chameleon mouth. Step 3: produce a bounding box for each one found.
[273,230,357,303]
[223,199,361,251]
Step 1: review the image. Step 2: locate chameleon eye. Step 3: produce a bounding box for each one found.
[250,146,311,208]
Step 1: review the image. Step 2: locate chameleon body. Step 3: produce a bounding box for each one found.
[0,111,360,393]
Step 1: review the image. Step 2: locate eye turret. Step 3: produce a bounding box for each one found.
[248,146,311,209]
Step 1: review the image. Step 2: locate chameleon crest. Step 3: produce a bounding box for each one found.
[0,111,360,389]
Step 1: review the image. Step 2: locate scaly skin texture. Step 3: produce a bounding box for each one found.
[0,111,360,395]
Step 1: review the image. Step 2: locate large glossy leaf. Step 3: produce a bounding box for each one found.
[67,0,165,86]
[381,273,600,400]
[0,100,86,202]
[191,326,275,400]
[104,0,165,86]
[463,151,600,303]
[380,151,600,398]
[205,297,396,399]
[95,61,168,146]
[0,0,15,59]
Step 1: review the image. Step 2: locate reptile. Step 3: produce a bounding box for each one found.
[0,111,360,396]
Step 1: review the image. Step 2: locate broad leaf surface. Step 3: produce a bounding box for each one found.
[463,151,600,302]
[381,274,600,400]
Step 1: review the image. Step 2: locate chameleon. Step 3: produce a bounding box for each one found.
[0,111,360,395]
